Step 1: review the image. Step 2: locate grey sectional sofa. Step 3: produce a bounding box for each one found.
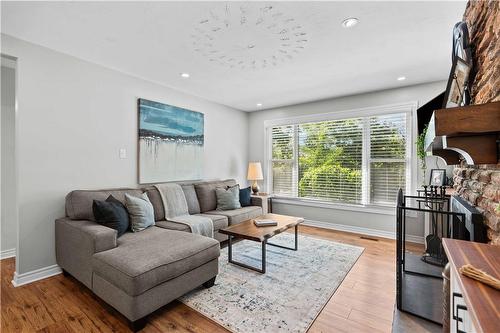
[55,179,265,331]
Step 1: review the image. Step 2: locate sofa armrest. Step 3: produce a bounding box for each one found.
[55,218,117,288]
[251,196,269,214]
[56,218,117,253]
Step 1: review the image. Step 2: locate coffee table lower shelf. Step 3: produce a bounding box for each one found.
[227,224,298,274]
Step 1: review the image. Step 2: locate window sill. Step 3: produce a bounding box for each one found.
[272,196,397,216]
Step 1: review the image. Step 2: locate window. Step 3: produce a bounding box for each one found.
[268,108,411,207]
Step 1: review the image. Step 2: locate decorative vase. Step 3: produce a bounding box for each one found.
[251,181,259,194]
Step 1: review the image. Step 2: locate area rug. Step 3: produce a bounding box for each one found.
[179,233,364,333]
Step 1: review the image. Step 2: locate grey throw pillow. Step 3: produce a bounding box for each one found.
[181,184,201,214]
[125,193,155,232]
[215,185,241,211]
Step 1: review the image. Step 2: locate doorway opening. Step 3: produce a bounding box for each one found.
[1,54,18,265]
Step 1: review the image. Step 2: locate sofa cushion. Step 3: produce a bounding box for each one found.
[155,220,190,232]
[92,195,130,237]
[204,206,262,225]
[125,193,155,232]
[145,188,165,221]
[194,179,237,212]
[215,185,241,211]
[181,184,201,215]
[146,184,202,220]
[194,214,228,231]
[156,183,190,218]
[239,186,252,207]
[66,189,144,221]
[92,227,219,296]
[156,214,228,232]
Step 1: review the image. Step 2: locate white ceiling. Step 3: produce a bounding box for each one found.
[1,1,466,111]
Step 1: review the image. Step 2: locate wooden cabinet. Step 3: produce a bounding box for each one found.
[443,239,500,333]
[450,269,477,333]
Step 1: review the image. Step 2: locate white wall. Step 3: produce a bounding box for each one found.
[1,62,17,254]
[1,34,249,275]
[248,81,449,238]
[1,32,453,274]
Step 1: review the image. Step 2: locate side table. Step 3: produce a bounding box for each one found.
[251,193,273,214]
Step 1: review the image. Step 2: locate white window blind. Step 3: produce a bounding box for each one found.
[298,118,363,204]
[269,112,409,207]
[369,114,407,205]
[271,125,295,196]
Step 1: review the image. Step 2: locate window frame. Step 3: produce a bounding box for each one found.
[264,101,418,211]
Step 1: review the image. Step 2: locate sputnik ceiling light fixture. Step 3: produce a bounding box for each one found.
[192,4,308,70]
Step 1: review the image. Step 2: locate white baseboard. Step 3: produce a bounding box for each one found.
[303,219,424,244]
[406,235,425,244]
[12,264,62,287]
[1,248,16,260]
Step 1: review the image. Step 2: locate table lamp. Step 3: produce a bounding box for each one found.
[247,162,263,194]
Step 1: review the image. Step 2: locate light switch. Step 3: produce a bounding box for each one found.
[119,148,127,159]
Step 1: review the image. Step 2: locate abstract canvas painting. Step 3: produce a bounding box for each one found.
[138,98,204,184]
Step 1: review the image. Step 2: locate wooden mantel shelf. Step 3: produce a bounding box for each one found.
[425,101,500,164]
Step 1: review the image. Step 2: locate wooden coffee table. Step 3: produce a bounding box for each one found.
[219,213,304,273]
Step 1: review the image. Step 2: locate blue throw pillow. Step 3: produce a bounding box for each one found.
[93,195,129,237]
[239,186,252,207]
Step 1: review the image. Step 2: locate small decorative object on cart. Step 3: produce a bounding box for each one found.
[429,169,446,186]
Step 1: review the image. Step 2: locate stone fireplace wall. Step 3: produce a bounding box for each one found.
[463,1,499,104]
[452,1,499,245]
[453,167,499,244]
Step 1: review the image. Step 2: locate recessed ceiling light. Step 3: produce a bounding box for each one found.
[397,76,406,81]
[256,103,263,107]
[180,73,190,78]
[341,17,359,28]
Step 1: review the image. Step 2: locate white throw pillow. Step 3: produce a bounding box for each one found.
[125,193,155,232]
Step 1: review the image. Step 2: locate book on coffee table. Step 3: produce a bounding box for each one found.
[253,219,278,227]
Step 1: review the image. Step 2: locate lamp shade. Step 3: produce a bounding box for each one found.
[247,162,263,180]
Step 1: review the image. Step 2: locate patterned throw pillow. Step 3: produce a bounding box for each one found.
[125,193,155,232]
[215,185,242,211]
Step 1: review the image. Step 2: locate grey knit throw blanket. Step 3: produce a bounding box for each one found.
[154,183,213,238]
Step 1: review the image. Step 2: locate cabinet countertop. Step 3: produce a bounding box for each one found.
[442,239,500,333]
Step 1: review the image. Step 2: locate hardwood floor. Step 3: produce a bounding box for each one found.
[1,226,416,333]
